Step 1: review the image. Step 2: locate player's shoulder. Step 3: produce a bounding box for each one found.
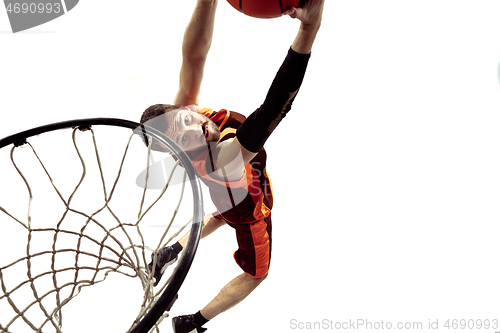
[225,110,246,128]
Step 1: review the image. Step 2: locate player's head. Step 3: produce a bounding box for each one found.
[140,104,220,153]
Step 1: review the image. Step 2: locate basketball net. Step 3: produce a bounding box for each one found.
[0,123,202,332]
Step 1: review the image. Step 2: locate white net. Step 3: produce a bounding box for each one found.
[0,122,202,333]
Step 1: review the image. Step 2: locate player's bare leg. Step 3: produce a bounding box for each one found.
[172,273,267,332]
[199,272,267,320]
[177,213,226,247]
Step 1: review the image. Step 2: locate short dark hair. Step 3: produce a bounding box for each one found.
[140,104,179,151]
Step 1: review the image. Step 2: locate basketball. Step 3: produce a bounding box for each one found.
[227,0,303,19]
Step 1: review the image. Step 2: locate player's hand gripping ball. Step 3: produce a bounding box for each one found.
[227,0,304,18]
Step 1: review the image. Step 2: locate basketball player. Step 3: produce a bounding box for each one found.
[141,0,324,332]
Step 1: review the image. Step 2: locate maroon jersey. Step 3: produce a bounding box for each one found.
[190,108,273,223]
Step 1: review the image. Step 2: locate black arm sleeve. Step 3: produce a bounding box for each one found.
[236,47,311,153]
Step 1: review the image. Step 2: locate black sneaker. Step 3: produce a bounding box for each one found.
[172,314,207,333]
[147,246,178,286]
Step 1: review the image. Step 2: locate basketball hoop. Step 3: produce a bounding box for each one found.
[0,118,204,333]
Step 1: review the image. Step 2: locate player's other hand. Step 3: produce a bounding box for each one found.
[286,0,324,29]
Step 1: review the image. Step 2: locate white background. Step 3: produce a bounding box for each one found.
[1,1,500,332]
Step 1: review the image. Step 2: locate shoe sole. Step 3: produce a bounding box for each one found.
[160,258,177,274]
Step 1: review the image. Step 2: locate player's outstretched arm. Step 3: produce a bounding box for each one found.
[214,0,325,182]
[174,0,218,107]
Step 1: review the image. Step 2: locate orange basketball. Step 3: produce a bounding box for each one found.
[227,0,303,19]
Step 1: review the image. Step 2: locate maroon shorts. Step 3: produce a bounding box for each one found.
[225,214,272,278]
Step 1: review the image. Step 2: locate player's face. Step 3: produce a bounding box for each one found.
[164,109,220,152]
